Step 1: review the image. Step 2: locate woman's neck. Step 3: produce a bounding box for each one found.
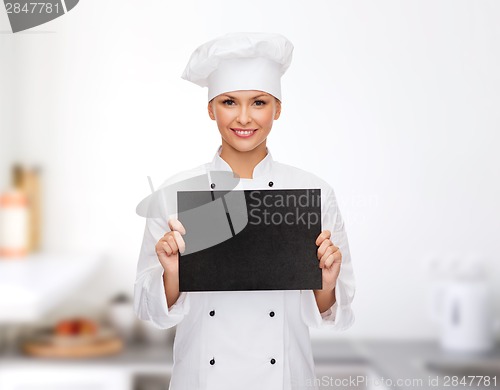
[219,141,268,179]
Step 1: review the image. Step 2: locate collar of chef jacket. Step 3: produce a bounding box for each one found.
[209,145,275,189]
[136,145,276,220]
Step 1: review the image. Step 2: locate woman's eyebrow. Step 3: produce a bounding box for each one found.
[222,94,268,100]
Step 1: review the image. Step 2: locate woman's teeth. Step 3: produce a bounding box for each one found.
[233,129,256,137]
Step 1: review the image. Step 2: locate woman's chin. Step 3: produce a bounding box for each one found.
[222,131,270,150]
[223,138,267,153]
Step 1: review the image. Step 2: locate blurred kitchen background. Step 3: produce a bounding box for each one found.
[1,1,499,389]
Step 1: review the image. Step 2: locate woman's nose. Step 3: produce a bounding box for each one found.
[237,107,251,125]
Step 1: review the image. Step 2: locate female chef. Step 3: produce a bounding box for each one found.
[134,32,355,390]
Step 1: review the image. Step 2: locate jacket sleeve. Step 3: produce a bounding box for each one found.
[134,211,190,330]
[300,185,355,331]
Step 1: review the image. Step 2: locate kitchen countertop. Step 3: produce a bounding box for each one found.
[312,340,500,390]
[1,339,499,389]
[0,253,101,323]
[0,341,176,374]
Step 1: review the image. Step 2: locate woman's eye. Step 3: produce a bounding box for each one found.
[254,100,266,106]
[222,99,235,106]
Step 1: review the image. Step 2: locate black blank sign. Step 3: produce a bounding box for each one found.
[177,188,322,292]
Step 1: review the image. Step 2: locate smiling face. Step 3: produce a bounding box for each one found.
[208,90,281,154]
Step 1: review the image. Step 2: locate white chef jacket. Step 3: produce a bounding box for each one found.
[134,145,355,390]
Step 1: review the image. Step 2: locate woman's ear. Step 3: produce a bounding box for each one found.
[208,99,216,120]
[274,99,282,120]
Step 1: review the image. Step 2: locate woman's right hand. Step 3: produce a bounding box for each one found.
[155,218,186,271]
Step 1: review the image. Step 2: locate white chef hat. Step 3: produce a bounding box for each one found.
[181,32,294,102]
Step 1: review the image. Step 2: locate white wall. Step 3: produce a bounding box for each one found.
[1,0,499,339]
[0,29,14,191]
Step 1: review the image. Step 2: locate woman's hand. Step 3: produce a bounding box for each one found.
[155,218,186,272]
[315,229,342,291]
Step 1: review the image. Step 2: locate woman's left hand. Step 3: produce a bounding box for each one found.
[315,230,342,291]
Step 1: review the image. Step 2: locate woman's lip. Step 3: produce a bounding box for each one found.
[231,128,257,138]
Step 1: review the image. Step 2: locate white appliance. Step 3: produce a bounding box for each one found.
[430,259,498,352]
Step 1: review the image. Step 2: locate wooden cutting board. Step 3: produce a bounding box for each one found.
[22,328,124,358]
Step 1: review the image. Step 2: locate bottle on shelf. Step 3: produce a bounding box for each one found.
[0,164,42,259]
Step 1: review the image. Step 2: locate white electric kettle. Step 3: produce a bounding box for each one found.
[430,258,498,353]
